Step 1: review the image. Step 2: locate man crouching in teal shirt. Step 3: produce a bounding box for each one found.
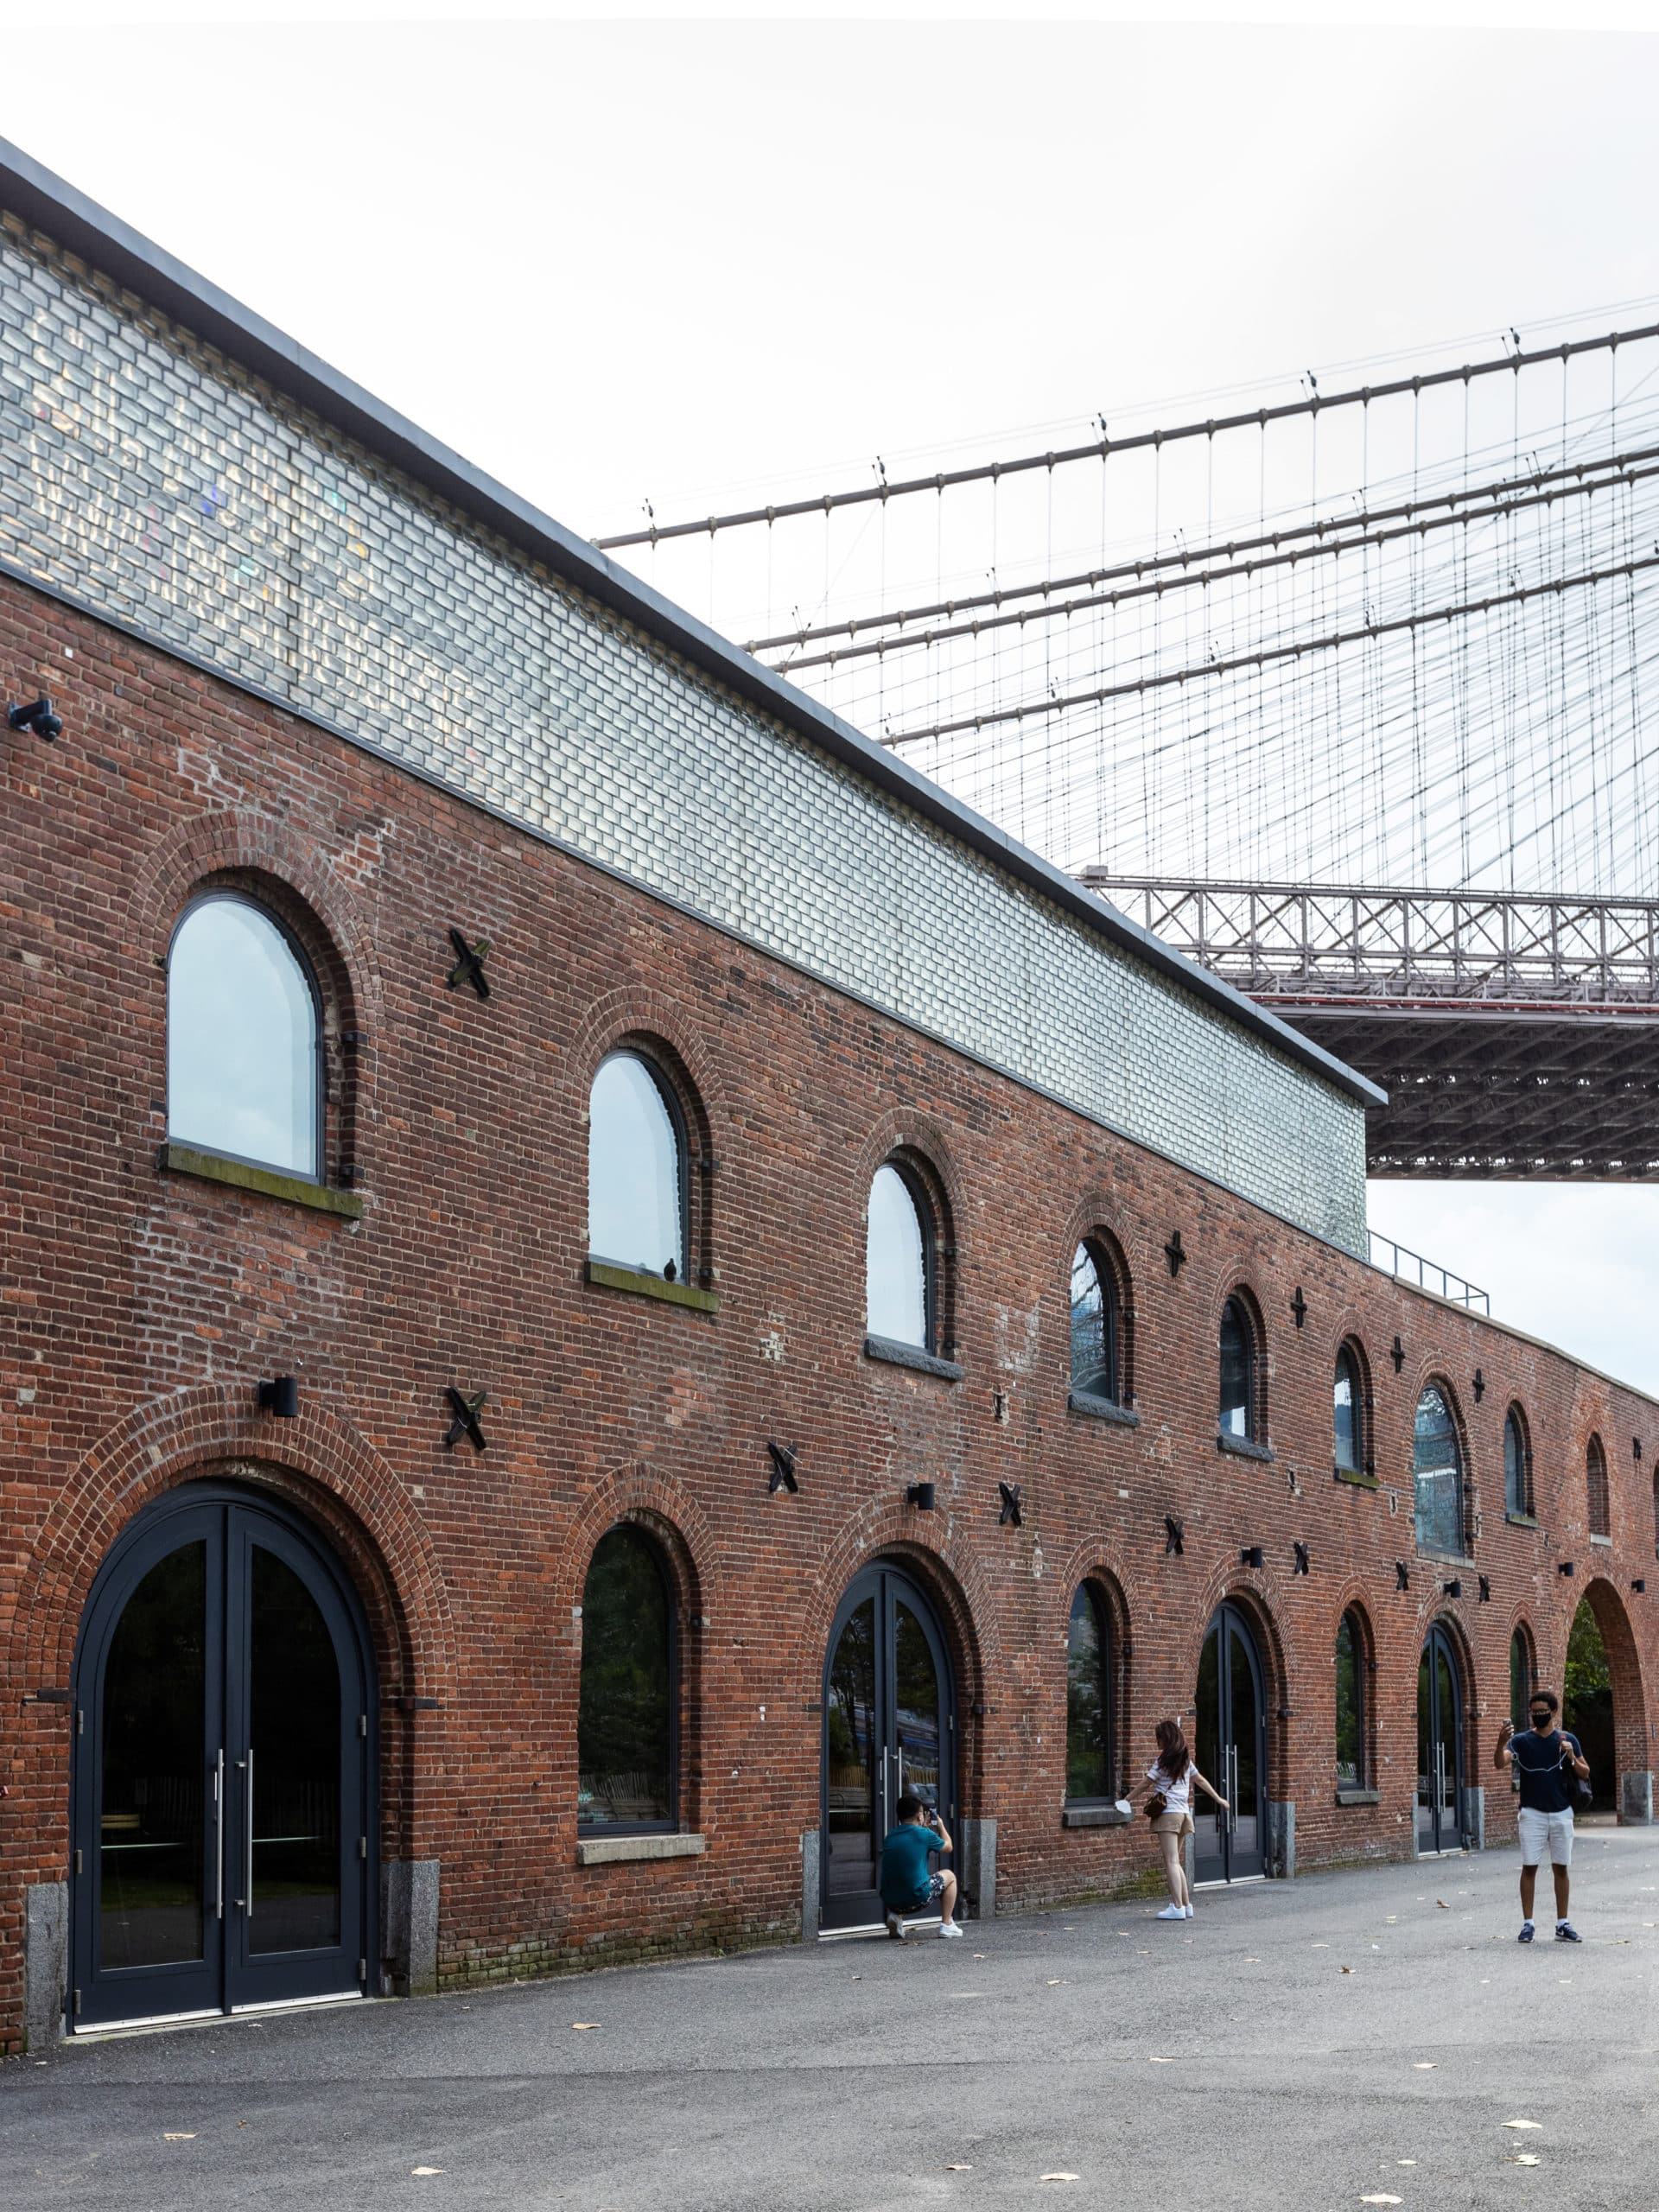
[881,1793,963,1939]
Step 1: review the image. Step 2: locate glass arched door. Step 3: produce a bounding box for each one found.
[71,1484,374,2031]
[1417,1623,1465,1855]
[821,1564,957,1931]
[1194,1601,1268,1884]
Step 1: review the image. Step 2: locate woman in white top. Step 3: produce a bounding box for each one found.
[1143,1717,1228,1920]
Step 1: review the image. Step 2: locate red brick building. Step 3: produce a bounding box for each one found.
[2,145,1655,2050]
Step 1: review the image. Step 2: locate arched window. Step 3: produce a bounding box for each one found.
[1510,1624,1535,1726]
[577,1524,675,1833]
[1503,1407,1532,1519]
[1069,1243,1120,1404]
[1652,1468,1659,1560]
[1333,1344,1363,1474]
[866,1161,931,1350]
[1335,1609,1367,1787]
[1219,1297,1257,1442]
[1414,1383,1466,1556]
[588,1052,686,1280]
[1065,1585,1114,1803]
[1587,1435,1611,1539]
[168,893,321,1179]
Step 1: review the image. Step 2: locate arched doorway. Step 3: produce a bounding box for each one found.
[70,1481,376,2031]
[1416,1621,1466,1854]
[821,1562,957,1931]
[1194,1600,1268,1885]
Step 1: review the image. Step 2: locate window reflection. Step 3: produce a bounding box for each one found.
[1070,1245,1117,1401]
[1333,1347,1361,1472]
[1504,1409,1529,1517]
[588,1053,684,1278]
[577,1525,674,1831]
[1414,1384,1465,1554]
[1335,1611,1363,1786]
[168,896,319,1177]
[1219,1299,1255,1440]
[867,1164,928,1347]
[1065,1586,1111,1801]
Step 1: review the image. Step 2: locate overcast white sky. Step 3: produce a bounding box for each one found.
[7,4,1659,1389]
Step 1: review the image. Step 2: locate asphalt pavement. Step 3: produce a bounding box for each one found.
[5,1827,1657,2211]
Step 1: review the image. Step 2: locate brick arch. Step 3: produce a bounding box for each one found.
[10,1385,456,1711]
[554,1461,716,1837]
[797,1503,1002,1818]
[1179,1559,1293,1798]
[1576,1575,1649,1799]
[852,1110,966,1359]
[1056,1192,1148,1411]
[1046,1540,1136,1796]
[1407,1369,1475,1551]
[128,807,385,1182]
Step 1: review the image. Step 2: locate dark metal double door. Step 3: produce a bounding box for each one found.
[1194,1601,1268,1884]
[821,1564,957,1930]
[71,1485,373,2030]
[1417,1623,1465,1854]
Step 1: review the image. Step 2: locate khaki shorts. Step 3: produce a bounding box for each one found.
[1151,1809,1195,1838]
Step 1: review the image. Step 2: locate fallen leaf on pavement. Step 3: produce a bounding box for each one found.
[1243,1956,1262,1963]
[1039,2174,1081,2183]
[1046,1978,1068,1986]
[1412,2062,1436,2069]
[1397,2159,1417,2166]
[411,2169,444,2177]
[1312,1942,1330,1948]
[1436,1899,1449,1909]
[572,2022,600,2031]
[1503,2120,1544,2130]
[162,2133,196,2142]
[944,2164,973,2171]
[1360,2196,1402,2205]
[1341,1967,1355,1974]
[948,1992,985,2000]
[1149,2056,1175,2063]
[1510,2154,1542,2167]
[973,1953,986,1960]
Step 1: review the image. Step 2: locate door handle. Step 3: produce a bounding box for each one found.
[213,1749,225,1922]
[245,1745,254,1919]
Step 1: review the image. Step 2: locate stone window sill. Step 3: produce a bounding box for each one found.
[575,1833,707,1867]
[159,1141,363,1219]
[1334,1465,1379,1490]
[1590,1533,1613,1548]
[1417,1548,1475,1570]
[1068,1390,1141,1429]
[586,1259,719,1314]
[1335,1786,1381,1806]
[1505,1512,1541,1530]
[1063,1802,1133,1827]
[864,1335,963,1382]
[1217,1431,1274,1464]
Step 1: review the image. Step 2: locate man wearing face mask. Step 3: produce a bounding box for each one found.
[1496,1688,1591,1944]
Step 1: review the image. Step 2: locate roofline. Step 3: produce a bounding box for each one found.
[0,136,1382,1110]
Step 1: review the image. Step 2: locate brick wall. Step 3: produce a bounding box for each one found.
[0,207,1367,1252]
[3,571,1656,2049]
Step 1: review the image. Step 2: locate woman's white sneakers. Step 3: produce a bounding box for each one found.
[1185,1904,1196,1918]
[938,1920,965,1939]
[1156,1904,1186,1919]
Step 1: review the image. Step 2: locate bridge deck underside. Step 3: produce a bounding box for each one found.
[1264,1005,1659,1178]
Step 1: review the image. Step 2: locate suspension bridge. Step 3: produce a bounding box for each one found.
[597,308,1659,1178]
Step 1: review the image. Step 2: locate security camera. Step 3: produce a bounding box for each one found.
[8,696,63,742]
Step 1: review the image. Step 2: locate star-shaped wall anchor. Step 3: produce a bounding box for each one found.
[1293,1541,1310,1576]
[998,1481,1023,1529]
[1164,1515,1185,1557]
[1165,1230,1187,1279]
[443,1386,488,1452]
[1391,1336,1406,1374]
[446,927,492,1000]
[766,1441,799,1495]
[1291,1287,1307,1329]
[1395,1560,1410,1591]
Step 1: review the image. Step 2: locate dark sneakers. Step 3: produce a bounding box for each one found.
[1517,1922,1535,1942]
[1555,1922,1583,1943]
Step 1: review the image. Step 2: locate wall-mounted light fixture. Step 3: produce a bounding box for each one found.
[1441,1578,1463,1599]
[1557,1559,1575,1578]
[1240,1545,1264,1570]
[906,1481,936,1511]
[8,695,62,742]
[1633,1580,1647,1595]
[257,1375,299,1419]
[766,1441,798,1495]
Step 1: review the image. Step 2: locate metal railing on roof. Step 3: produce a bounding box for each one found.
[1368,1232,1490,1313]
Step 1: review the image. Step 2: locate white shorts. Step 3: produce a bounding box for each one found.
[1517,1806,1574,1868]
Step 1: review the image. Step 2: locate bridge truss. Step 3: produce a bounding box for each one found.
[1084,877,1659,1177]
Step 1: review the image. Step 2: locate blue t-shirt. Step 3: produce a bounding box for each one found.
[880,1821,944,1908]
[1510,1727,1584,1815]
